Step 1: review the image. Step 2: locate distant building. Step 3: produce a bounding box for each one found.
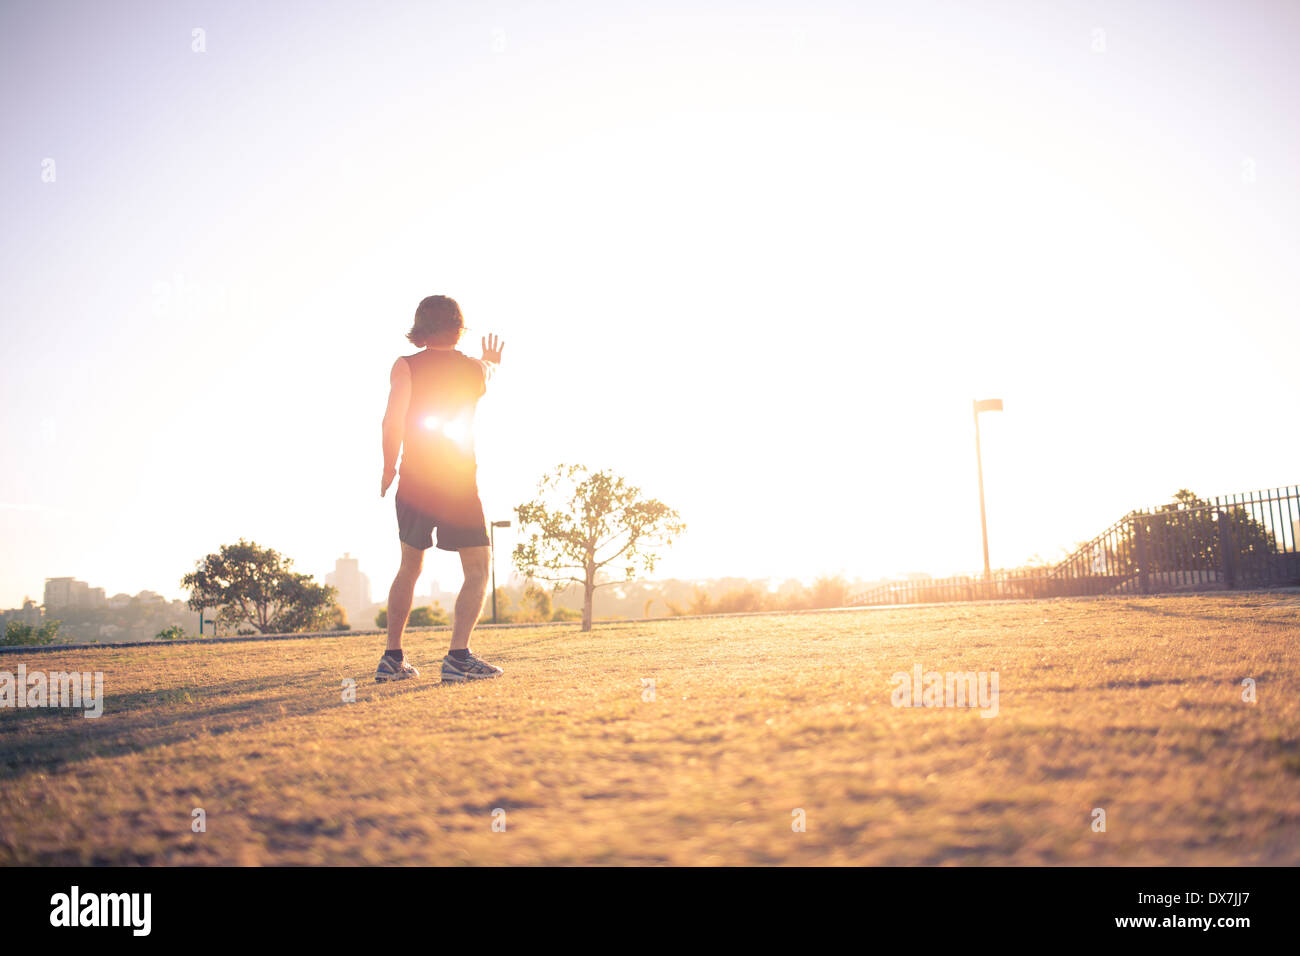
[0,597,44,630]
[326,553,372,629]
[43,577,108,610]
[44,577,76,609]
[22,597,42,623]
[42,578,107,610]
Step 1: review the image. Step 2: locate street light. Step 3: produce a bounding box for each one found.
[490,520,511,623]
[972,398,1004,581]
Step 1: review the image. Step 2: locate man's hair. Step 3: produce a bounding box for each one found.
[407,295,465,348]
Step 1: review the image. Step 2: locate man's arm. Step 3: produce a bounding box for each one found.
[380,357,411,497]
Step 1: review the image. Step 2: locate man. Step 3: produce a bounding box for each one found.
[378,294,506,683]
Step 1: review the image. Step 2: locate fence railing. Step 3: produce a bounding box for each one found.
[854,485,1300,606]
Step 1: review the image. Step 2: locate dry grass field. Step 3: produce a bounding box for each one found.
[1,592,1297,866]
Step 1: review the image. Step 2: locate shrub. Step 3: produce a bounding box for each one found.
[3,619,60,646]
[409,606,449,627]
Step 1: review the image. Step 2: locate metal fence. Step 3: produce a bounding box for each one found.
[855,485,1300,606]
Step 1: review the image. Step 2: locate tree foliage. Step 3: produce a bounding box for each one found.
[1125,489,1276,575]
[683,576,851,615]
[181,538,338,635]
[376,604,448,629]
[513,464,685,631]
[325,604,350,631]
[523,585,553,623]
[409,605,449,627]
[3,619,61,646]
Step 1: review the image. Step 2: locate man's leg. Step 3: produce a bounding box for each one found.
[386,542,424,651]
[449,546,490,651]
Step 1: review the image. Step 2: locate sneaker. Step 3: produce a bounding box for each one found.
[441,651,503,682]
[375,654,420,682]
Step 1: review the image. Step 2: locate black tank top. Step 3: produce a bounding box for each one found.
[397,349,488,492]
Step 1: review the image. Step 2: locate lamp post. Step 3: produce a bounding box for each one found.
[972,398,1004,581]
[490,520,511,623]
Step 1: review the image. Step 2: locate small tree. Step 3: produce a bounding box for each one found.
[156,624,186,641]
[513,464,685,631]
[181,538,338,635]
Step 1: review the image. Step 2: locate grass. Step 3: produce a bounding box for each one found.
[1,592,1297,865]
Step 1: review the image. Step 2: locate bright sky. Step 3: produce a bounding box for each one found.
[2,0,1297,608]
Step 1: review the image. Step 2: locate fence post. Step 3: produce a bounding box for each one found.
[1134,516,1149,595]
[1218,510,1236,589]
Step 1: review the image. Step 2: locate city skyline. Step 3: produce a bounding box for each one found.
[4,549,877,617]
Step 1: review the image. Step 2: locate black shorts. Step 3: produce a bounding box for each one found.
[394,479,489,552]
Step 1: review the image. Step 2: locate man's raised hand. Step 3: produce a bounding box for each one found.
[481,333,505,365]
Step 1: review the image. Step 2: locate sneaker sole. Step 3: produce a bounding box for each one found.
[375,672,418,683]
[440,669,503,683]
